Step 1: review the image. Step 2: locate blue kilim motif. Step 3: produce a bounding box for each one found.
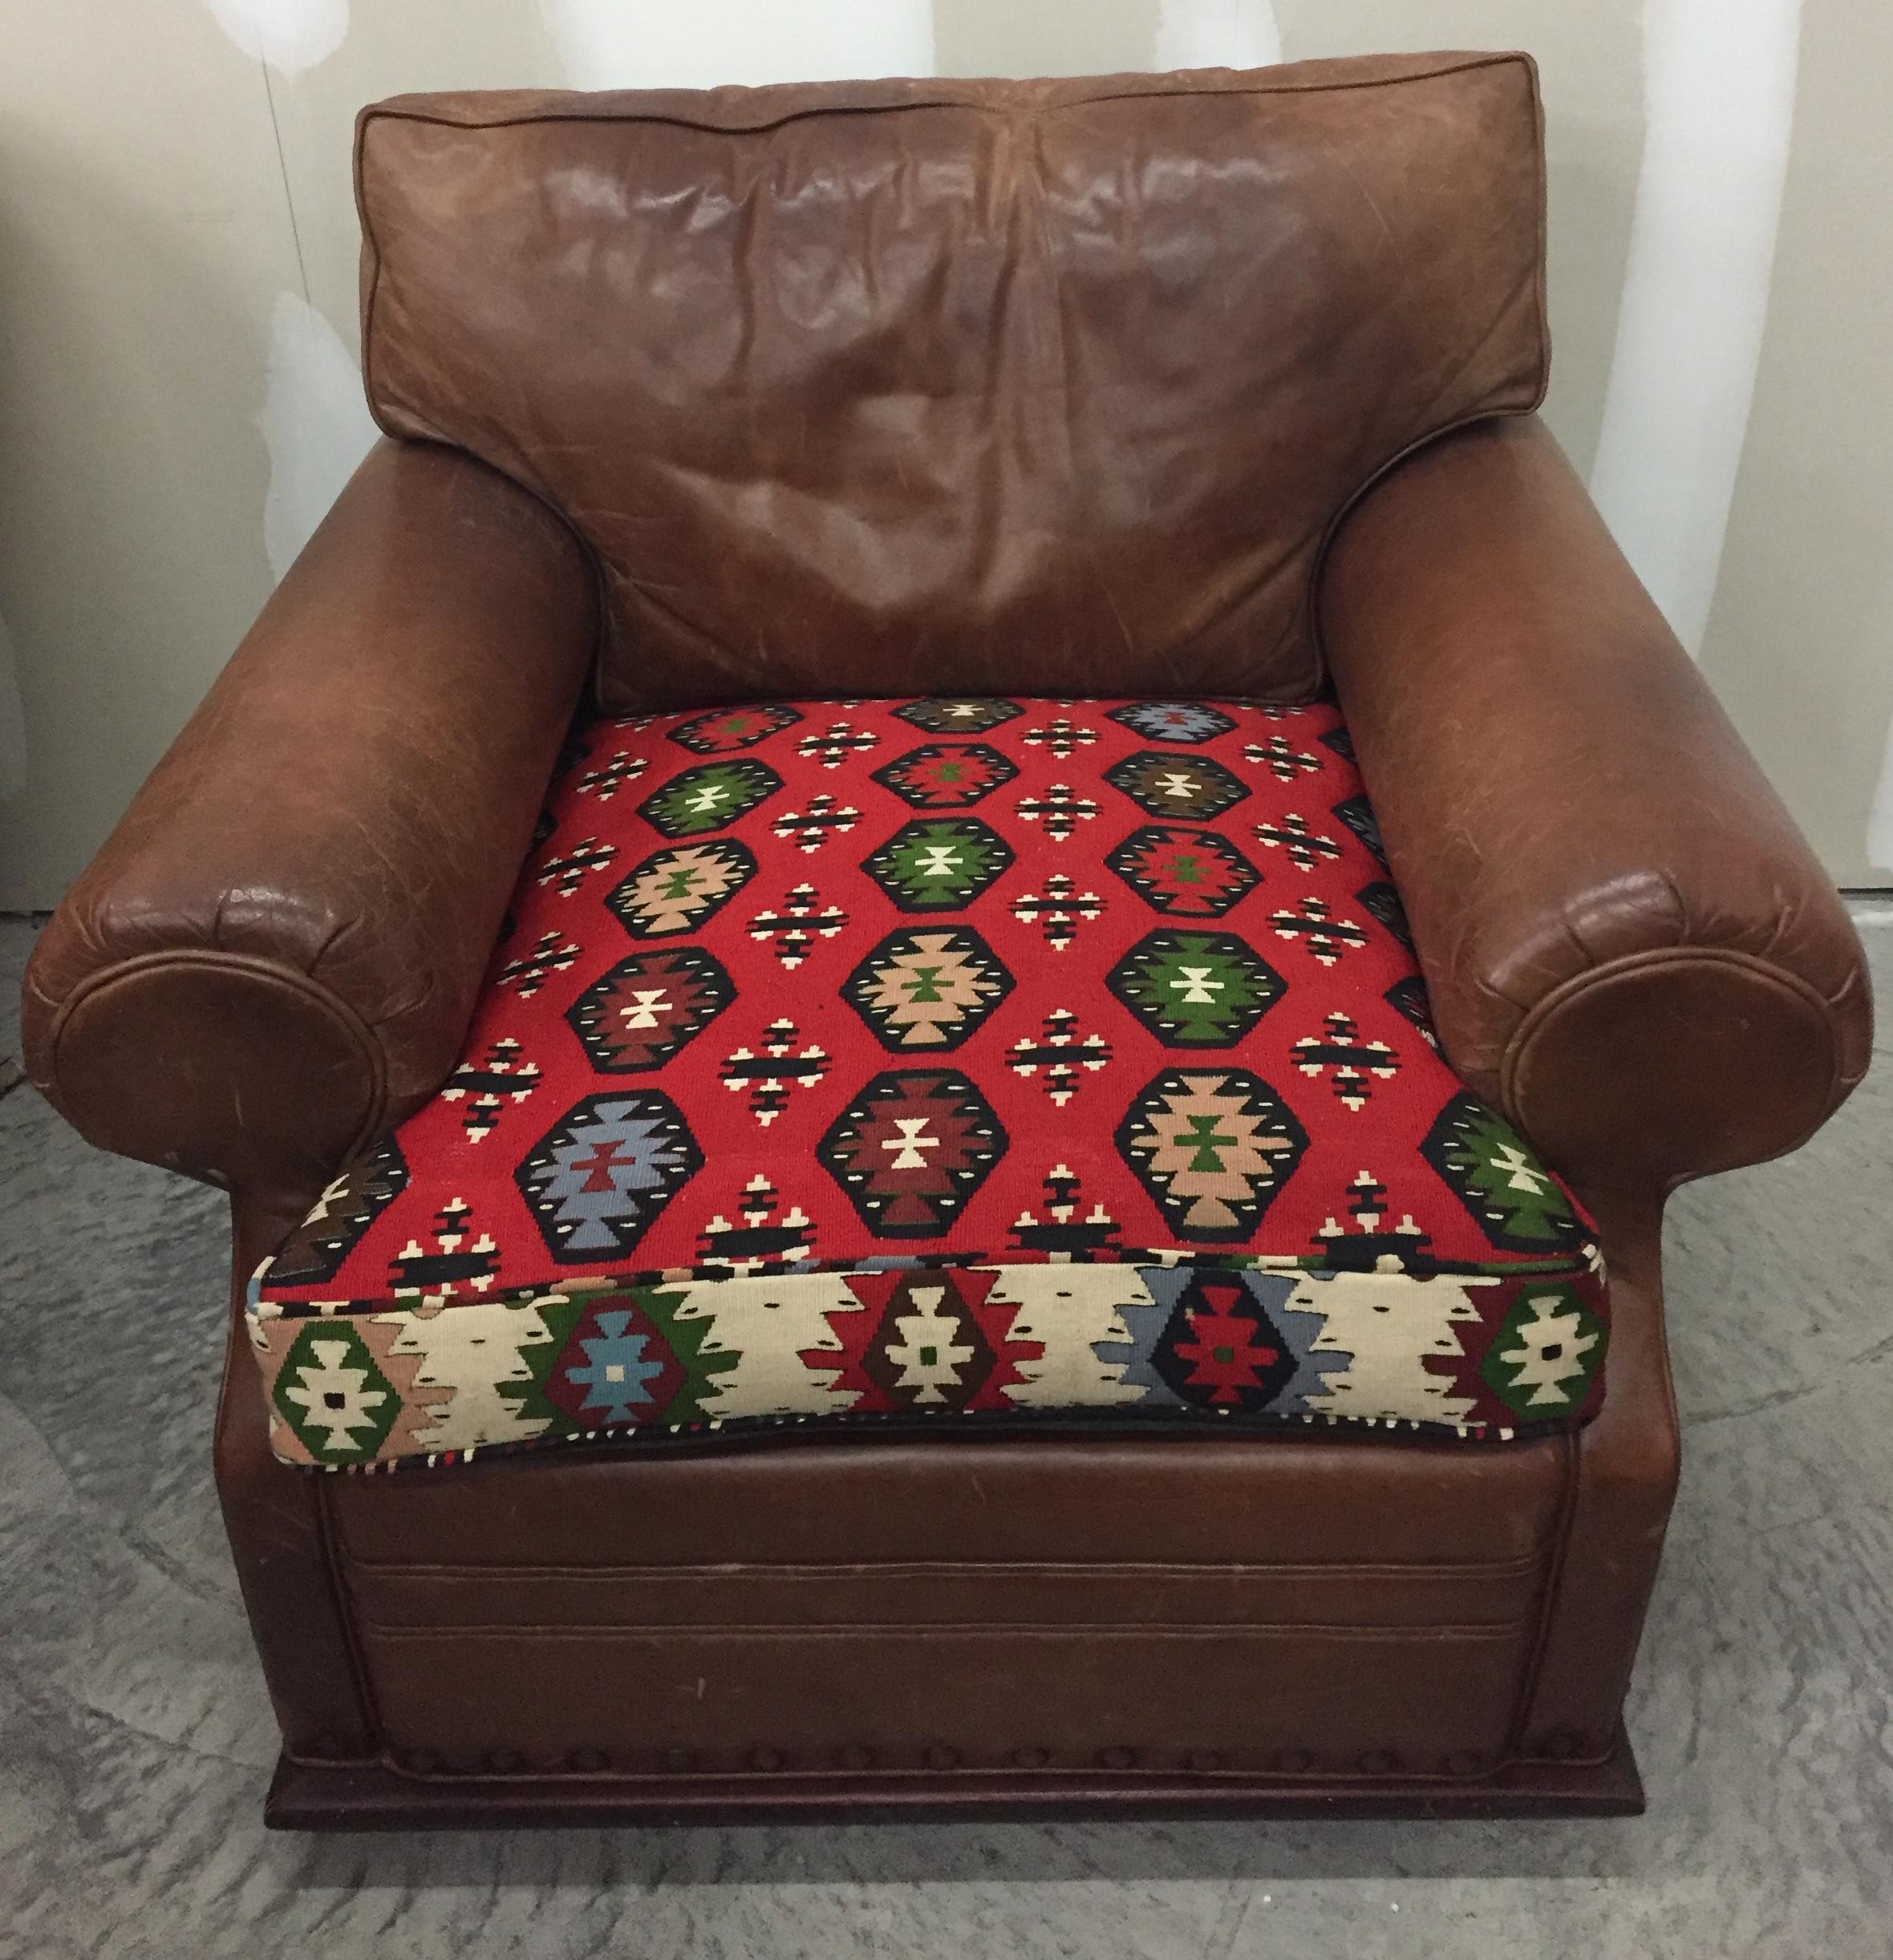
[565,1309,670,1423]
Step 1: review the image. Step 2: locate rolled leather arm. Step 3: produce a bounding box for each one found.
[22,439,597,1217]
[1320,416,1871,1198]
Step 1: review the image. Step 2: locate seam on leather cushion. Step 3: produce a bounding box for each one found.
[357,1620,1533,1642]
[42,948,389,1183]
[1498,946,1845,1173]
[358,53,1538,143]
[334,1552,1552,1580]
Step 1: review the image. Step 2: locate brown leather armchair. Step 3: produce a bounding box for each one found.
[22,56,1870,1825]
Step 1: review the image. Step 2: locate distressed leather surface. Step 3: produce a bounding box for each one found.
[355,55,1548,711]
[21,440,597,1217]
[1321,417,1872,1198]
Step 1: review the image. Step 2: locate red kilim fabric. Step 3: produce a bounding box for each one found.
[250,697,1609,1469]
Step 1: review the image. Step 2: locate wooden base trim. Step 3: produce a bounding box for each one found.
[266,1723,1642,1828]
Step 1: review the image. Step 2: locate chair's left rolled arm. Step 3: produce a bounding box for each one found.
[22,439,598,1218]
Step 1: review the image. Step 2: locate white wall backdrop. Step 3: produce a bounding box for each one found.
[540,0,936,92]
[1587,0,1803,656]
[1155,1,1283,70]
[2,0,1888,905]
[0,614,26,807]
[259,294,380,581]
[202,0,351,75]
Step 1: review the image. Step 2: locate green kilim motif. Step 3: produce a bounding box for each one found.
[1421,1091,1583,1252]
[1107,929,1285,1047]
[667,703,802,753]
[638,759,783,837]
[1480,1284,1608,1415]
[271,1318,399,1464]
[861,818,1015,910]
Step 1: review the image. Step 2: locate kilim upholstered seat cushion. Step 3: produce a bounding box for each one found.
[249,697,1610,1469]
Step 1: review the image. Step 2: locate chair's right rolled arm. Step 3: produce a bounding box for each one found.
[1319,416,1871,1201]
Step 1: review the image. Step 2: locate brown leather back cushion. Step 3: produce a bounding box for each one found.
[357,55,1546,710]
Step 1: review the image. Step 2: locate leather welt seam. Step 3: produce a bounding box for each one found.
[359,56,1534,142]
[1498,944,1846,1147]
[357,1621,1530,1642]
[43,947,390,1168]
[338,1552,1551,1582]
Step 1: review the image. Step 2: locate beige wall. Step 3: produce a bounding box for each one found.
[2,0,1887,906]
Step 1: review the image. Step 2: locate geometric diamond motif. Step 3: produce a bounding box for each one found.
[574,750,650,800]
[1115,1068,1308,1240]
[817,1069,1007,1237]
[566,947,735,1071]
[541,1294,690,1427]
[496,929,582,997]
[1007,1162,1124,1255]
[1267,897,1368,965]
[1480,1284,1608,1416]
[852,1271,1000,1410]
[1006,1010,1113,1105]
[1020,716,1099,761]
[797,722,881,768]
[870,742,1019,808]
[667,704,803,753]
[607,839,757,937]
[517,1091,704,1261]
[892,698,1023,735]
[1012,783,1100,842]
[1243,735,1323,781]
[387,1195,501,1295]
[1251,812,1343,873]
[1148,1271,1298,1409]
[1420,1091,1584,1254]
[638,759,782,838]
[1307,1168,1435,1271]
[534,836,618,897]
[861,818,1015,911]
[1104,751,1250,820]
[1107,929,1285,1046]
[440,1038,543,1140]
[770,794,861,854]
[718,1018,831,1124]
[1009,871,1105,951]
[1103,824,1261,917]
[1107,702,1238,744]
[843,925,1015,1051]
[697,1172,820,1273]
[271,1320,399,1464]
[1291,1011,1399,1110]
[746,884,849,967]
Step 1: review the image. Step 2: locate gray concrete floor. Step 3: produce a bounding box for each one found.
[2,910,1889,1960]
